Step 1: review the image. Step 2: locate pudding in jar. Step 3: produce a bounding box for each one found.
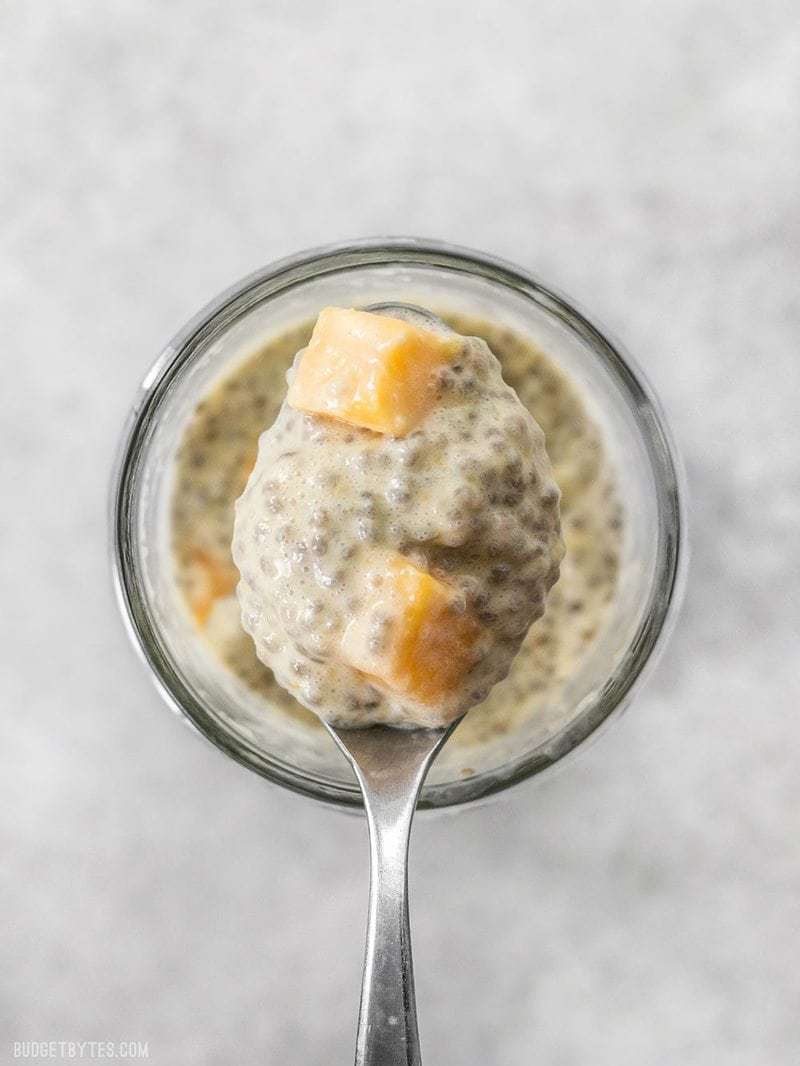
[171,308,622,742]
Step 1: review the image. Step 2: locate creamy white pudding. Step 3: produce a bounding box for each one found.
[231,307,564,728]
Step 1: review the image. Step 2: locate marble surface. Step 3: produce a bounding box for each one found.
[2,2,799,1063]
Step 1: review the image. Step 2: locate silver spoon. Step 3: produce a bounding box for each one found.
[325,719,462,1066]
[326,301,464,1066]
[364,301,451,334]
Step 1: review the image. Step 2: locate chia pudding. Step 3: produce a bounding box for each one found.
[171,311,622,744]
[231,308,564,728]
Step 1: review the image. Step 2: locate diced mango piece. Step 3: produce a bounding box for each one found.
[187,547,239,626]
[287,307,461,436]
[236,444,258,494]
[341,553,483,707]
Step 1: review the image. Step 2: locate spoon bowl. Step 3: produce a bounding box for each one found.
[363,301,451,331]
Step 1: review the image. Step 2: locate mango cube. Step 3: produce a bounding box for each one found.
[341,554,483,708]
[187,547,239,626]
[287,307,461,436]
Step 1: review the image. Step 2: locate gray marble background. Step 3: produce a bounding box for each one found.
[2,2,798,1063]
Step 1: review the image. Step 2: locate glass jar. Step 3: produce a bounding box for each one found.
[110,239,686,809]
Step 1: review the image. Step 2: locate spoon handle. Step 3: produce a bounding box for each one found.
[358,773,423,1066]
[326,725,455,1066]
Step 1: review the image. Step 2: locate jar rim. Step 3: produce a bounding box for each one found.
[110,237,687,809]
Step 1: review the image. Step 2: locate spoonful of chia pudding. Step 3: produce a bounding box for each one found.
[231,302,564,1065]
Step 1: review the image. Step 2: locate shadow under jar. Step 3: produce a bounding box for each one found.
[111,239,685,809]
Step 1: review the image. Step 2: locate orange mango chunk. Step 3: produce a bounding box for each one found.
[187,547,239,626]
[287,306,461,436]
[236,444,258,494]
[341,554,483,707]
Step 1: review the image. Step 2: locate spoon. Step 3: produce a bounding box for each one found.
[325,719,462,1066]
[364,300,451,333]
[326,300,463,1065]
